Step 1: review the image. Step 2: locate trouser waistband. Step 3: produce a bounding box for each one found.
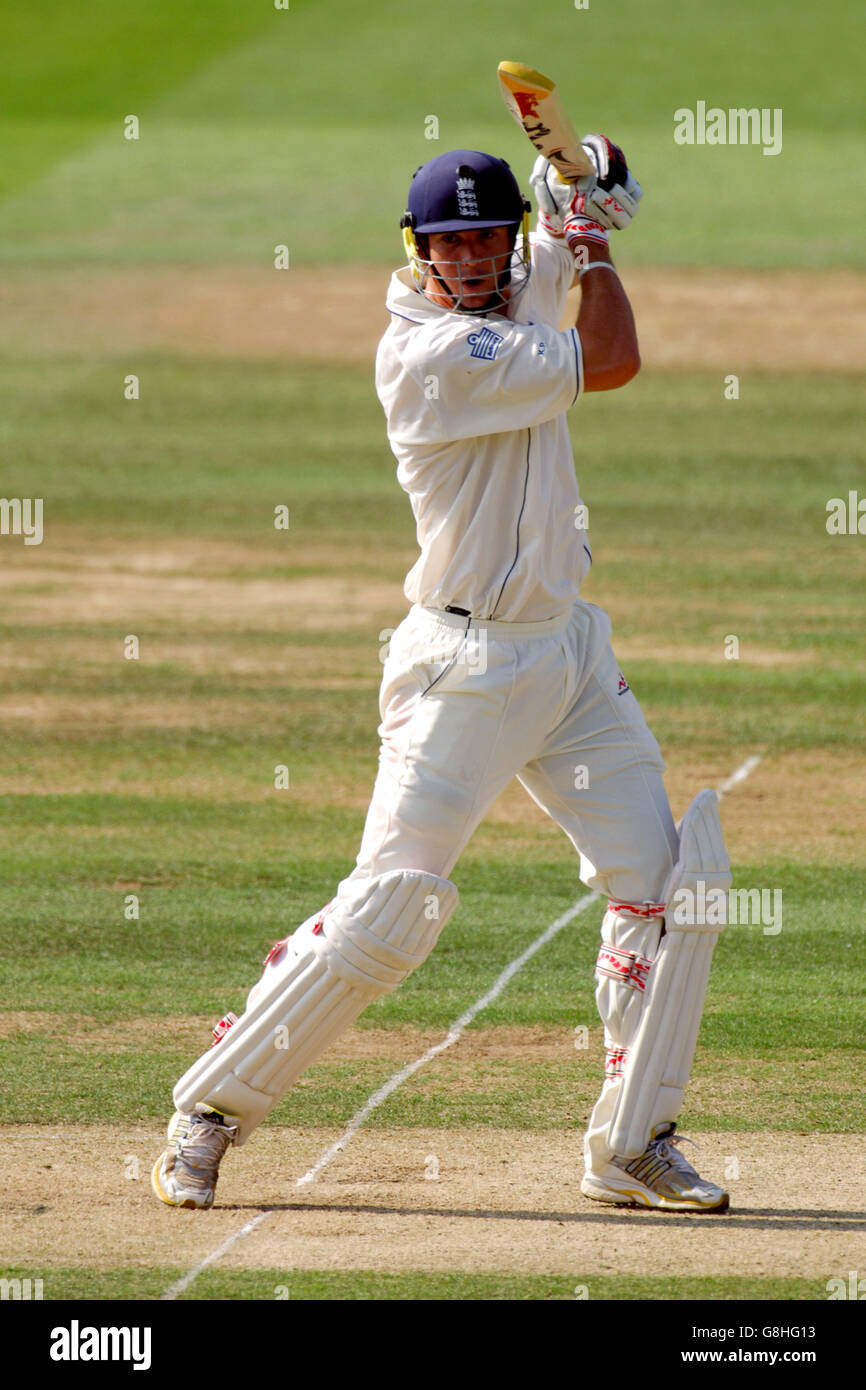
[417,604,573,638]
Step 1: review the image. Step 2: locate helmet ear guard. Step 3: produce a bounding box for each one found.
[400,210,425,287]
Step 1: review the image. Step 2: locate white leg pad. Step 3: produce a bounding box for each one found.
[582,901,664,1172]
[607,789,731,1158]
[173,870,458,1143]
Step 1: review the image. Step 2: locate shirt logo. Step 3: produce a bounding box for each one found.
[456,174,479,217]
[467,325,504,360]
[616,671,630,695]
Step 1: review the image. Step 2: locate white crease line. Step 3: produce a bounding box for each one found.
[717,754,762,798]
[159,890,599,1299]
[160,1212,270,1301]
[160,750,763,1300]
[296,890,600,1187]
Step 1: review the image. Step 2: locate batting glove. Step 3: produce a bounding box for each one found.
[580,134,643,230]
[530,137,642,242]
[530,154,607,249]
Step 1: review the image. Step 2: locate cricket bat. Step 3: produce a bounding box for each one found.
[497,61,593,182]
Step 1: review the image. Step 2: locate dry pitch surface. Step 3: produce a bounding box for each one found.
[1,266,863,370]
[5,1124,865,1288]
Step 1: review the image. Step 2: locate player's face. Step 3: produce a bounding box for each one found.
[424,226,514,312]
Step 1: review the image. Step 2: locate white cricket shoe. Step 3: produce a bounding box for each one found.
[151,1109,237,1210]
[581,1123,729,1212]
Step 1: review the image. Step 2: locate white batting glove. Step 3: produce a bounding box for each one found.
[530,154,607,248]
[529,153,575,237]
[530,136,642,242]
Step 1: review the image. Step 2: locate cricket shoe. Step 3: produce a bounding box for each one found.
[581,1123,729,1212]
[151,1109,237,1210]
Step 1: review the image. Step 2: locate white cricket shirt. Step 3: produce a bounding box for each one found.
[375,229,591,622]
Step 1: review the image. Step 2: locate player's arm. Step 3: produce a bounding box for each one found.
[572,243,640,392]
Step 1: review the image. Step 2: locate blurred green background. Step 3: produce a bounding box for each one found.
[1,0,864,267]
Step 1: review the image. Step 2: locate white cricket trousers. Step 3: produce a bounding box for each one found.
[345,599,680,1167]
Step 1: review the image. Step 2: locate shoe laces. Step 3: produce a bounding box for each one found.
[651,1130,700,1179]
[174,1113,236,1174]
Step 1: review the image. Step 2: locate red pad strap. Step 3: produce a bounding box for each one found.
[608,900,665,918]
[605,1046,628,1078]
[596,945,652,992]
[262,937,289,968]
[210,1012,238,1047]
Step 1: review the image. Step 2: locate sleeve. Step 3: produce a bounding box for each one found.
[527,227,578,326]
[390,315,583,445]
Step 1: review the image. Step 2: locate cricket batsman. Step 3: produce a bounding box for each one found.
[152,139,732,1213]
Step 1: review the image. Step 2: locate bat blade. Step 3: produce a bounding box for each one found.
[497,61,593,181]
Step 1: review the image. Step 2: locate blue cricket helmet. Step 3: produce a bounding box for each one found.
[401,150,529,233]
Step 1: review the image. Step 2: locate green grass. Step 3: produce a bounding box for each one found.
[1,359,863,599]
[1,861,864,1130]
[0,0,863,266]
[0,1,272,199]
[0,1266,831,1301]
